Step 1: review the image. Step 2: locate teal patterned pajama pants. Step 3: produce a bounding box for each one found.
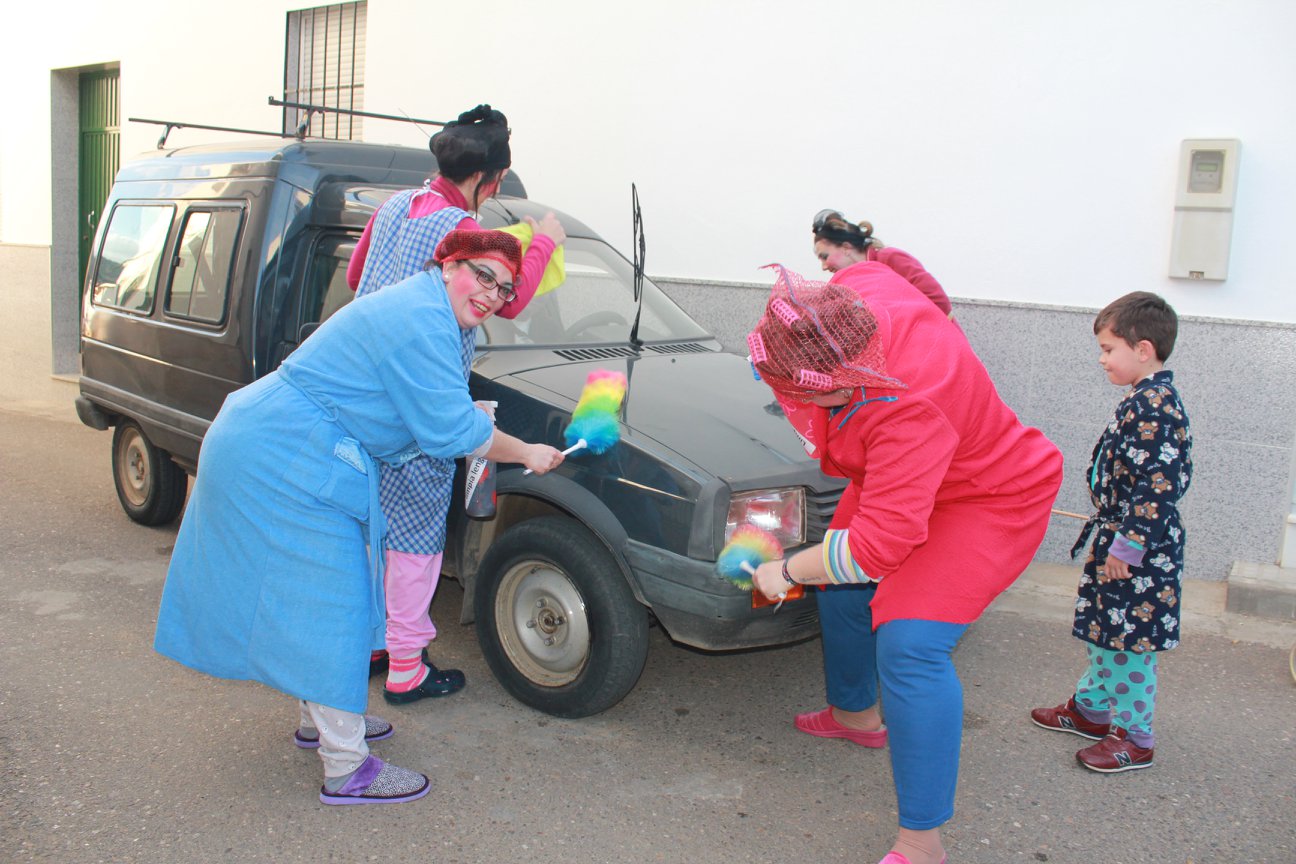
[1075,643,1160,744]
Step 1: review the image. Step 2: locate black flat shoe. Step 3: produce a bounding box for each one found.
[382,663,467,704]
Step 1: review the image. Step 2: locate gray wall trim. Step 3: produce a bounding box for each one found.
[50,68,81,376]
[655,275,1296,583]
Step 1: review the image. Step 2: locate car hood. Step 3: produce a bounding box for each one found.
[490,349,812,482]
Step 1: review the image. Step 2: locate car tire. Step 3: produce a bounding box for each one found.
[474,516,649,718]
[111,420,188,526]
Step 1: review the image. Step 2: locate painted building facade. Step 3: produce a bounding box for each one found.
[2,0,1293,585]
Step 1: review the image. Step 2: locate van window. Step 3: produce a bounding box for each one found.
[304,235,357,329]
[165,208,243,323]
[269,234,358,371]
[91,204,174,313]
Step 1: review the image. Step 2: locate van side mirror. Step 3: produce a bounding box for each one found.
[298,322,321,342]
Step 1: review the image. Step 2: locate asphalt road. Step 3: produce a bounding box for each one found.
[2,408,1293,864]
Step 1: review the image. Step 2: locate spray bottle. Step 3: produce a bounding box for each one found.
[465,401,497,519]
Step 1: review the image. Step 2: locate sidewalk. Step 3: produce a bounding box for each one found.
[1002,560,1296,651]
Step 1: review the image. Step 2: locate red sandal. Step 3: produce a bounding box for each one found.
[793,706,888,748]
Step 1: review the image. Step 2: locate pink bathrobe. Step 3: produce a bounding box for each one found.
[814,261,1061,626]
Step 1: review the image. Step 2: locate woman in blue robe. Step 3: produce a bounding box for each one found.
[154,229,564,805]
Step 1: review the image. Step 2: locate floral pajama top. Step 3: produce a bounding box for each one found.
[1072,370,1192,652]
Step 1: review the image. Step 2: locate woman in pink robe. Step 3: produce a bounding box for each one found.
[747,263,1062,864]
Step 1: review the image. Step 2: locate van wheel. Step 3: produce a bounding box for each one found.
[474,516,648,718]
[112,421,188,526]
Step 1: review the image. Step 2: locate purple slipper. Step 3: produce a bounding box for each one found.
[294,715,394,749]
[319,755,429,806]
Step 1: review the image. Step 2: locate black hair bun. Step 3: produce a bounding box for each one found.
[451,104,509,128]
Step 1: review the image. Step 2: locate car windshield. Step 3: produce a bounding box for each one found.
[477,237,711,347]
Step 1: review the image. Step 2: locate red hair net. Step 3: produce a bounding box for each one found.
[433,228,523,281]
[748,265,905,402]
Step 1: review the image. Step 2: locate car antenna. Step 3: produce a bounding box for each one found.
[628,183,646,350]
[393,106,435,141]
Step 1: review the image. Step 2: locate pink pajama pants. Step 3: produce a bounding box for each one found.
[383,549,443,657]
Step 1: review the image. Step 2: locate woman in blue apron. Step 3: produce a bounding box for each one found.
[347,104,564,700]
[154,229,565,805]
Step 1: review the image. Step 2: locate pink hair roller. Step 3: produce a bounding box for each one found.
[770,298,800,327]
[797,369,833,390]
[747,332,768,363]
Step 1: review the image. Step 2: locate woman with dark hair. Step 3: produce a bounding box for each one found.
[345,105,566,702]
[747,263,1062,864]
[812,209,954,319]
[347,104,564,306]
[155,229,566,805]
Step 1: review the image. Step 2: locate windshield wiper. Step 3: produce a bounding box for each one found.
[628,184,646,350]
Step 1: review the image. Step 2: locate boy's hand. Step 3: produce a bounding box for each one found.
[1102,556,1132,581]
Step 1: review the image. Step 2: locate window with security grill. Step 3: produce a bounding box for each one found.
[284,2,367,139]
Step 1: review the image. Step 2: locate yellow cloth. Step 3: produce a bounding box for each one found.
[495,222,565,297]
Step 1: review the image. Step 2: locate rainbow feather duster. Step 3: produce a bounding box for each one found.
[715,524,783,590]
[564,369,626,455]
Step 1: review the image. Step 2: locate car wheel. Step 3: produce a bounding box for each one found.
[111,420,188,526]
[474,516,649,718]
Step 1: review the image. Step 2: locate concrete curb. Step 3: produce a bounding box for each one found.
[1227,560,1296,622]
[999,562,1296,650]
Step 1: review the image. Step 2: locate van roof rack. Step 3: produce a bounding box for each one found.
[270,97,447,139]
[130,97,449,149]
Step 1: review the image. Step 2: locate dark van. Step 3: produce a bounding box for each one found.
[77,139,843,717]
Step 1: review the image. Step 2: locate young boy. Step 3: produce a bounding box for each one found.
[1031,291,1192,772]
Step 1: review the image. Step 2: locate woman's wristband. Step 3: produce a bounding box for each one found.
[781,557,798,586]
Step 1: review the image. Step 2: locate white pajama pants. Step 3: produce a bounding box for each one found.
[299,700,368,778]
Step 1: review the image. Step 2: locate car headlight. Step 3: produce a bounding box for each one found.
[725,488,805,549]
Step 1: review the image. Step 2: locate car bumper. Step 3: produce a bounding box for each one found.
[622,539,821,651]
[75,395,112,430]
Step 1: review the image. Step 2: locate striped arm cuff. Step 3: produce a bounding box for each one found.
[1109,534,1146,568]
[821,529,877,584]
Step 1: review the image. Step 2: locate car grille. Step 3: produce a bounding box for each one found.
[553,347,639,361]
[552,342,714,361]
[805,484,845,542]
[647,342,712,355]
[786,603,820,629]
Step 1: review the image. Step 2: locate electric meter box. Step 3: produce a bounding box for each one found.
[1169,138,1240,281]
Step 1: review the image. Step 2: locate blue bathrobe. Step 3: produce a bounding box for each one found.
[153,269,492,714]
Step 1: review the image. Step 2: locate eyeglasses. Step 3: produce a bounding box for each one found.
[464,261,517,303]
[812,209,845,232]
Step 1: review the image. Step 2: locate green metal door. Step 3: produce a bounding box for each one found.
[78,70,120,288]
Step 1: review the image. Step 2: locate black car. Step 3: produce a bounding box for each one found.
[76,139,843,717]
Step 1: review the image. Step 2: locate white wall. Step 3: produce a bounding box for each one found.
[4,0,1295,321]
[2,0,292,243]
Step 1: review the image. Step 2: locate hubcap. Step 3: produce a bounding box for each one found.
[494,560,590,687]
[117,430,150,506]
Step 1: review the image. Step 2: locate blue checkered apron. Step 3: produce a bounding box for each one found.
[355,188,477,554]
